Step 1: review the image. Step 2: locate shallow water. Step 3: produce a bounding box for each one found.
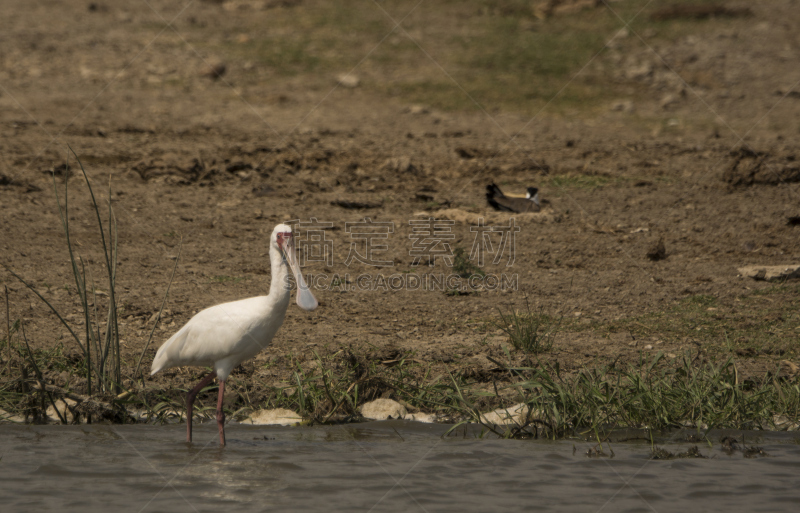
[1,421,799,512]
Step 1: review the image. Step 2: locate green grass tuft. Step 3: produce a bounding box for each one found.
[493,300,559,354]
[451,246,485,280]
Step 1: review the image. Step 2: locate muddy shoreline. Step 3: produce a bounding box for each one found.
[1,1,799,429]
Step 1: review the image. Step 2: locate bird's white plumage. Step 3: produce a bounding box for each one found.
[150,295,288,380]
[150,223,316,382]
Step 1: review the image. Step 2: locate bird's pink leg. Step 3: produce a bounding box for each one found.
[186,371,217,443]
[216,379,226,446]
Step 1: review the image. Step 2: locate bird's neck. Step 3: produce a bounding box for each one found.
[267,246,292,306]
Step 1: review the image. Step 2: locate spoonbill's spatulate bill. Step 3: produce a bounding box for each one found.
[150,224,317,446]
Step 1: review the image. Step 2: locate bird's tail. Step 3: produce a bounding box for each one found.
[150,344,170,376]
[149,327,186,376]
[486,183,505,211]
[486,183,505,199]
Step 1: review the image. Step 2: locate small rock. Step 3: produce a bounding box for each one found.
[773,414,800,431]
[148,309,172,324]
[405,412,438,423]
[480,403,539,427]
[646,237,666,261]
[242,408,302,426]
[0,408,26,424]
[407,105,429,115]
[679,420,709,430]
[46,398,78,423]
[779,360,799,377]
[360,398,407,420]
[738,265,800,282]
[337,74,360,88]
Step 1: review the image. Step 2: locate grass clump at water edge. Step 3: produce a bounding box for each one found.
[1,151,178,424]
[441,351,800,439]
[232,348,800,440]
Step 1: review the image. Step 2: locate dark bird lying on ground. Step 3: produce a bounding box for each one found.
[486,183,541,213]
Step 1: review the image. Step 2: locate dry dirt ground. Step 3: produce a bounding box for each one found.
[1,1,799,410]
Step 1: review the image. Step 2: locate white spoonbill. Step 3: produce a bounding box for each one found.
[150,223,318,445]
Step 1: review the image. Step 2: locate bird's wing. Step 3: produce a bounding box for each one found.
[486,196,516,212]
[150,297,280,375]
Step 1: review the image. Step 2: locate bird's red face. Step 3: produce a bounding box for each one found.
[276,231,293,253]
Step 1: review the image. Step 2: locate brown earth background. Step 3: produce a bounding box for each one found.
[1,0,799,414]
